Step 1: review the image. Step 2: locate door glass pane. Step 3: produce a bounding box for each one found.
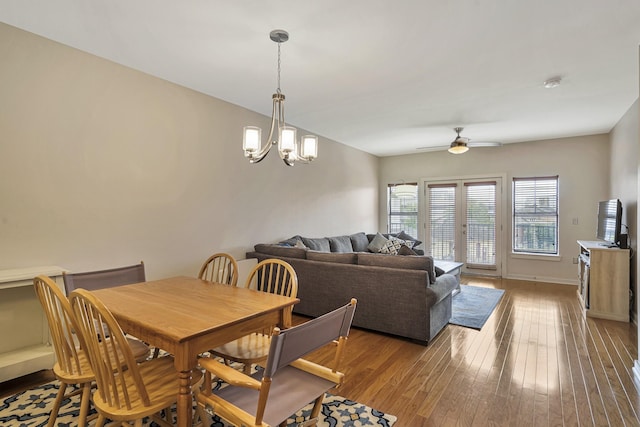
[429,186,456,260]
[466,183,496,266]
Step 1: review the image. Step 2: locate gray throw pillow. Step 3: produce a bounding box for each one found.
[396,230,423,248]
[367,232,389,253]
[300,237,331,252]
[350,232,370,252]
[327,235,354,253]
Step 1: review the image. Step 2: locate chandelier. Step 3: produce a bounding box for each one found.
[242,30,318,166]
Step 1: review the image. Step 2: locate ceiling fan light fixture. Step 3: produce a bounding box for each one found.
[448,142,469,154]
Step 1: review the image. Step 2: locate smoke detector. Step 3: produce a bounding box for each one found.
[543,76,562,89]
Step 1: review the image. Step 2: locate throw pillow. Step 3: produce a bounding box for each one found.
[396,230,423,248]
[367,232,389,253]
[300,237,331,252]
[398,245,418,255]
[350,232,370,252]
[379,236,406,255]
[327,235,354,253]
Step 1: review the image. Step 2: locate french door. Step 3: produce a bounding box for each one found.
[425,177,503,276]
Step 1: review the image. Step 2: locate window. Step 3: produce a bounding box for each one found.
[388,183,418,238]
[512,176,559,254]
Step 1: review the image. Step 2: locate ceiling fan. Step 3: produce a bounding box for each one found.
[418,127,503,154]
[446,127,502,154]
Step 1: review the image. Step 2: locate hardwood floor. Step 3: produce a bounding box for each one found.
[304,276,640,427]
[3,276,639,426]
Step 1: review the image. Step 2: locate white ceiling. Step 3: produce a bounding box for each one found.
[2,1,640,156]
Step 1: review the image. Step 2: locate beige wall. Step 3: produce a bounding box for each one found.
[610,98,638,318]
[380,134,611,284]
[0,23,379,278]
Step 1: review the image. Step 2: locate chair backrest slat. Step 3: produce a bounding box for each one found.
[33,275,89,376]
[198,253,238,286]
[63,262,146,295]
[70,288,151,409]
[245,259,298,300]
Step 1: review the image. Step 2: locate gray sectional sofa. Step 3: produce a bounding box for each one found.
[246,232,459,344]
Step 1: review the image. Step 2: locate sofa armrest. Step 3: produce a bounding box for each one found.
[427,274,458,305]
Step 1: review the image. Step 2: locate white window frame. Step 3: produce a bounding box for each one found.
[512,175,559,255]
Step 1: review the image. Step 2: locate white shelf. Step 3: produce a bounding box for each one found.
[0,266,66,382]
[0,344,55,383]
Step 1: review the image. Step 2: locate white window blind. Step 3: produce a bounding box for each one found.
[513,176,559,254]
[428,184,457,260]
[465,182,496,267]
[388,183,418,238]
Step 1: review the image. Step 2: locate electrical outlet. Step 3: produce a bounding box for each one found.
[572,217,579,225]
[572,257,579,264]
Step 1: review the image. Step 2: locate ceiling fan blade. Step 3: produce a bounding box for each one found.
[415,145,450,151]
[467,141,502,147]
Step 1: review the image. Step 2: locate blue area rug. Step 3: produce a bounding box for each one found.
[0,380,397,426]
[449,285,505,330]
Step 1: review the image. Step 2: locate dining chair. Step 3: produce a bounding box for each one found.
[198,252,239,286]
[69,288,203,427]
[196,299,357,427]
[63,262,151,361]
[62,261,146,294]
[208,258,298,375]
[33,275,95,427]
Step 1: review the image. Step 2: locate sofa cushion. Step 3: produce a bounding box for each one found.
[300,237,331,252]
[253,243,307,259]
[357,252,436,283]
[327,235,354,253]
[396,230,423,248]
[349,232,370,252]
[307,250,357,264]
[367,232,389,253]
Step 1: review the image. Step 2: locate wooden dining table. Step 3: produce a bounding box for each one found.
[92,276,299,427]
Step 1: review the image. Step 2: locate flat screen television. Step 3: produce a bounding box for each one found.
[596,199,622,247]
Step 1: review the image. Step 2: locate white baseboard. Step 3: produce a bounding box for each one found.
[633,361,640,390]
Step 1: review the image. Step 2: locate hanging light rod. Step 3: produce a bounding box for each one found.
[242,29,318,166]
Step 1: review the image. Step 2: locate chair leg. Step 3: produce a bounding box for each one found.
[47,382,67,427]
[77,382,92,427]
[95,414,107,427]
[152,347,161,358]
[243,363,252,375]
[308,394,325,424]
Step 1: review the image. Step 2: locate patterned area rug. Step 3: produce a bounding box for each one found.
[0,380,397,426]
[449,284,505,330]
